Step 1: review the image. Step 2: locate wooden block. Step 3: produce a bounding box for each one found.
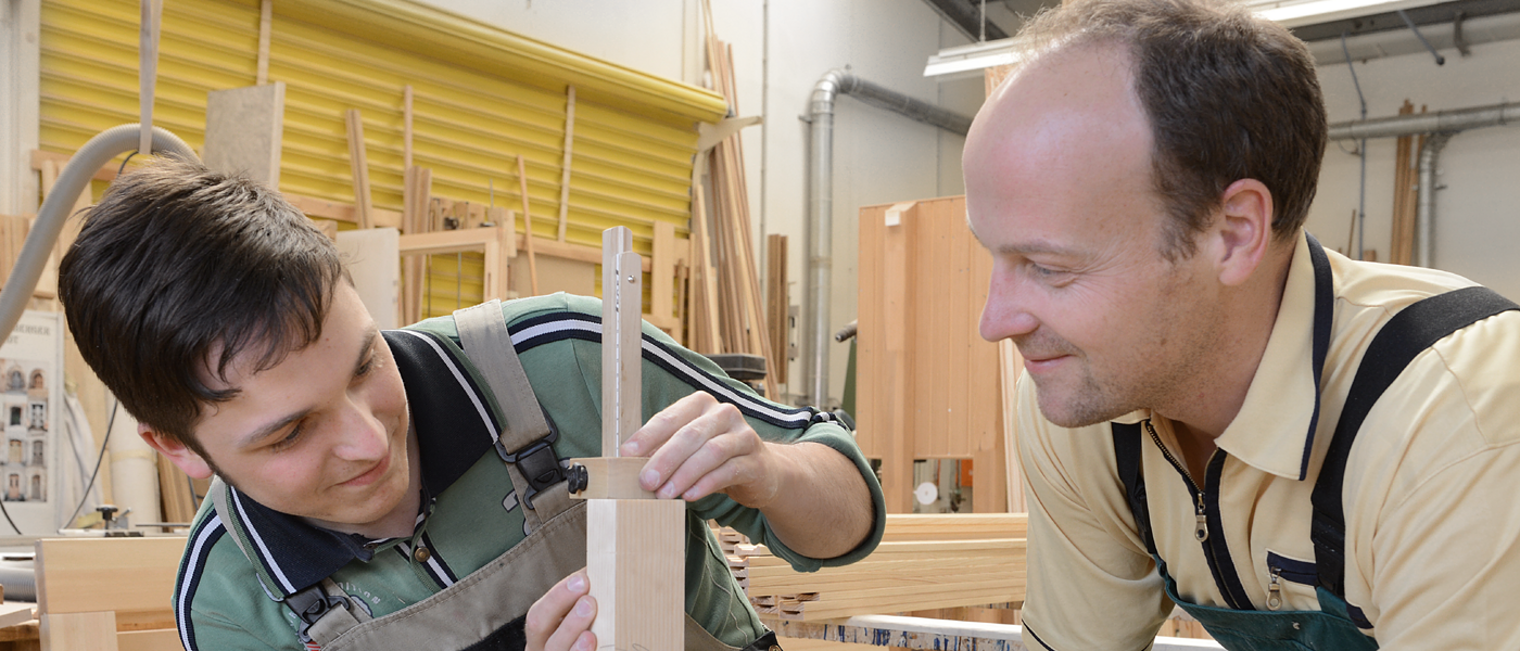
[0,603,34,630]
[39,611,117,651]
[35,537,186,617]
[203,83,285,188]
[586,499,684,651]
[568,457,654,500]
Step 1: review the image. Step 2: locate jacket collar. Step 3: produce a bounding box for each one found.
[1212,232,1334,481]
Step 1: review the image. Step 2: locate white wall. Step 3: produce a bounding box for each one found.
[418,0,977,407]
[1308,36,1520,300]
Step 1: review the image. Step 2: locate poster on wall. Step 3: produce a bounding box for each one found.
[0,310,63,535]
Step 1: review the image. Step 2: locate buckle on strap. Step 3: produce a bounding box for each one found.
[495,410,566,509]
[287,583,352,627]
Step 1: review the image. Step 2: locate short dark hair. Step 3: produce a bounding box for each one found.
[58,158,345,456]
[1016,0,1327,259]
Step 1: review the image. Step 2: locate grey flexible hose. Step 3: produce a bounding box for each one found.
[0,124,198,342]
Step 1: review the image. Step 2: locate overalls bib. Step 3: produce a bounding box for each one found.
[1112,235,1517,651]
[212,300,778,651]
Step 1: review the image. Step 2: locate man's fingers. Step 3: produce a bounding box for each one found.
[525,570,595,651]
[621,391,713,458]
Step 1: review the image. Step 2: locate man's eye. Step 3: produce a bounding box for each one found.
[357,356,376,377]
[270,425,303,452]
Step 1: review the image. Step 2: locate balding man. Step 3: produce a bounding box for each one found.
[964,0,1520,648]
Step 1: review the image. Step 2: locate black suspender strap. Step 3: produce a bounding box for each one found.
[1112,422,1158,557]
[1311,285,1519,597]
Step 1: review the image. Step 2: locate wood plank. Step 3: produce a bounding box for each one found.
[402,85,414,170]
[40,612,116,651]
[116,628,182,651]
[398,226,510,256]
[766,234,788,385]
[34,537,186,616]
[688,183,722,354]
[203,83,285,188]
[999,339,1026,513]
[255,0,271,86]
[557,85,576,242]
[344,109,373,229]
[855,204,884,459]
[516,155,539,295]
[651,220,676,333]
[0,604,34,630]
[881,202,915,513]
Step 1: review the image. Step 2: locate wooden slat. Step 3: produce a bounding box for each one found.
[881,201,914,513]
[516,155,539,296]
[651,220,676,336]
[557,85,576,242]
[117,627,183,651]
[344,109,373,229]
[766,233,788,385]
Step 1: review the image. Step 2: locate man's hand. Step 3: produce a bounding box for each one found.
[621,391,874,559]
[525,569,597,651]
[620,391,781,507]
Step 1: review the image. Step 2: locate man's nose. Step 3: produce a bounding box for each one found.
[979,270,1038,343]
[332,401,387,461]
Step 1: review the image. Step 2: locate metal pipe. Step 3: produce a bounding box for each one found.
[1416,132,1452,268]
[0,124,198,342]
[1328,102,1519,140]
[803,69,973,408]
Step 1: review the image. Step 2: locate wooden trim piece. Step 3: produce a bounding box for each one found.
[40,611,118,651]
[586,499,685,650]
[345,109,373,229]
[256,0,272,86]
[517,155,539,295]
[557,85,576,242]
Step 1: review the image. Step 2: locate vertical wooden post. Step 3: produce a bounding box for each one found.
[345,109,373,229]
[570,227,684,651]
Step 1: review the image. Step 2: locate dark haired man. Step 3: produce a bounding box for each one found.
[964,0,1520,648]
[58,158,883,651]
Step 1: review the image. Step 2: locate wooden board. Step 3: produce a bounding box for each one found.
[203,83,285,188]
[345,109,374,229]
[856,196,1002,513]
[586,499,684,650]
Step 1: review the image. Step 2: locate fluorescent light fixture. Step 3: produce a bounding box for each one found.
[1245,0,1453,27]
[924,37,1027,78]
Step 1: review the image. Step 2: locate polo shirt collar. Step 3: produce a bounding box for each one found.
[1212,232,1334,481]
[218,328,503,600]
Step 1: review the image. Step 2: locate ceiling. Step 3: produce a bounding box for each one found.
[921,0,1520,67]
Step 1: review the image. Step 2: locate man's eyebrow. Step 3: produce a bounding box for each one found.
[354,325,379,374]
[236,325,380,449]
[237,410,309,449]
[964,214,1078,258]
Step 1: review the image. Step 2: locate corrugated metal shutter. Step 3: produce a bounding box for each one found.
[39,0,724,314]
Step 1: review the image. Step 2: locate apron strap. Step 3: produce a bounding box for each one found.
[454,299,572,530]
[1111,422,1157,558]
[1311,285,1518,597]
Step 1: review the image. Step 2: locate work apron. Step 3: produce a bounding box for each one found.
[211,300,778,651]
[1111,234,1517,651]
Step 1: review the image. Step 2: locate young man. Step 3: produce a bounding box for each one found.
[57,159,883,651]
[964,0,1520,648]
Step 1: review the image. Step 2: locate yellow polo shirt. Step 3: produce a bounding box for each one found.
[1017,231,1520,650]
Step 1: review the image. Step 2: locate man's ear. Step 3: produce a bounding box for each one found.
[140,423,214,480]
[1210,178,1274,287]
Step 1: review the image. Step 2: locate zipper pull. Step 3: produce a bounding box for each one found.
[1267,567,1283,610]
[1194,493,1209,542]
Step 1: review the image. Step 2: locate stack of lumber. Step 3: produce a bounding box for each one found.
[688,5,780,397]
[723,514,1027,621]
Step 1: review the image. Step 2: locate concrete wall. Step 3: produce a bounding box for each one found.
[1308,36,1520,299]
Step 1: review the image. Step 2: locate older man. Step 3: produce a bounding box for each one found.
[964,0,1520,648]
